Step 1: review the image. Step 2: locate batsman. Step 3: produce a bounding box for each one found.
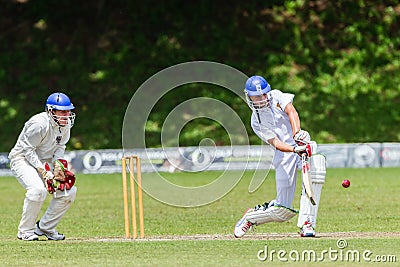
[234,75,326,238]
[8,92,77,241]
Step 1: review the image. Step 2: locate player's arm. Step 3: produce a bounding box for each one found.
[284,102,311,145]
[268,136,313,156]
[267,137,295,152]
[21,121,47,170]
[284,103,301,137]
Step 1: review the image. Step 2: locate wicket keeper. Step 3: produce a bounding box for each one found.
[9,92,77,241]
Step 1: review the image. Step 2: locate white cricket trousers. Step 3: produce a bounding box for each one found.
[273,152,300,208]
[10,158,77,235]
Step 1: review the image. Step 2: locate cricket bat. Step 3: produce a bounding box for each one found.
[301,153,316,205]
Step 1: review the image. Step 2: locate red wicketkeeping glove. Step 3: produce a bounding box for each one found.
[58,170,76,191]
[54,159,76,191]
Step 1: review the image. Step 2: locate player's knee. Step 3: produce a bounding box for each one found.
[26,187,47,202]
[55,186,77,202]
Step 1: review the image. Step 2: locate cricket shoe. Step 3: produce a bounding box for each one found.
[35,221,65,241]
[234,208,255,238]
[17,232,39,241]
[299,220,315,237]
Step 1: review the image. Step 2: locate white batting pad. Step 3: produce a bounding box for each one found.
[297,154,326,228]
[246,205,298,225]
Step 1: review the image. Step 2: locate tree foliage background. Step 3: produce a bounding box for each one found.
[1,0,399,151]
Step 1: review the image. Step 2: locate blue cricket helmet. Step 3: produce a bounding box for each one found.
[45,92,76,127]
[244,75,271,96]
[45,92,75,111]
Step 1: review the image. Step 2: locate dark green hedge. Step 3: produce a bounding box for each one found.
[1,0,399,151]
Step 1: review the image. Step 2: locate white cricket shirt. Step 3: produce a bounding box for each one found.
[250,89,296,146]
[9,112,71,169]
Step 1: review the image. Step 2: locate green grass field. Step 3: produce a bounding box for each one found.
[0,168,399,266]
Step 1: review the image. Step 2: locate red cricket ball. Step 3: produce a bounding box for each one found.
[342,179,350,188]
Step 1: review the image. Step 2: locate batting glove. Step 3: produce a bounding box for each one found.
[293,129,310,146]
[294,143,313,157]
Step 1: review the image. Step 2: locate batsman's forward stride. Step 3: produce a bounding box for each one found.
[9,92,77,241]
[234,75,326,238]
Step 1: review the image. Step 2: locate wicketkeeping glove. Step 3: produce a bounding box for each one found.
[53,159,76,191]
[53,159,67,181]
[38,163,58,194]
[58,169,76,191]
